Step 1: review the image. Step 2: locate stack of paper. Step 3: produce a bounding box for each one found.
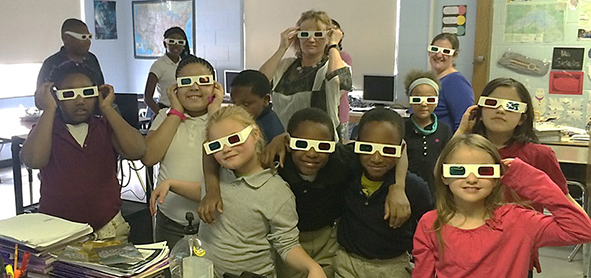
[534,122,563,143]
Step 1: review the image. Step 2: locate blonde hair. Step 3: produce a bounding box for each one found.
[294,10,333,58]
[206,105,266,165]
[432,134,506,256]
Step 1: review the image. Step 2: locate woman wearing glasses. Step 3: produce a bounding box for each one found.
[259,10,352,138]
[143,27,191,115]
[428,33,474,132]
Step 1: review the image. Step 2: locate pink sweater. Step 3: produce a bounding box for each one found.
[412,158,591,278]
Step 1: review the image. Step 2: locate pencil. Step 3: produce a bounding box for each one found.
[13,244,17,271]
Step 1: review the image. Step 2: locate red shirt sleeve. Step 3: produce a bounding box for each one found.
[412,211,437,278]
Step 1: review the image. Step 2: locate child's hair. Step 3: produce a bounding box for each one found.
[49,61,97,88]
[164,26,191,59]
[472,77,538,145]
[175,55,216,78]
[358,107,404,142]
[431,33,459,51]
[231,70,271,98]
[206,105,266,163]
[294,10,332,58]
[432,134,505,255]
[403,70,441,96]
[61,18,87,33]
[287,108,334,140]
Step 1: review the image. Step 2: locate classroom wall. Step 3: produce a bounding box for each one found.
[489,0,591,129]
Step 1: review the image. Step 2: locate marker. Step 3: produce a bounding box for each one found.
[5,265,13,278]
[13,244,17,272]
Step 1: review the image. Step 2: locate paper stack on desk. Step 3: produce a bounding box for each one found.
[534,122,563,143]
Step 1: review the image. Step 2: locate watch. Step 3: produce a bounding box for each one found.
[167,108,186,120]
[327,44,339,52]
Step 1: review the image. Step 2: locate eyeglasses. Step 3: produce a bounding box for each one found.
[478,97,527,113]
[204,125,254,155]
[177,75,214,87]
[354,141,404,158]
[55,86,99,100]
[297,31,327,39]
[64,31,93,41]
[164,38,186,45]
[427,45,455,56]
[409,96,439,105]
[442,164,501,178]
[289,137,336,153]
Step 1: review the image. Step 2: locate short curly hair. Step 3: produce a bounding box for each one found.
[403,70,440,96]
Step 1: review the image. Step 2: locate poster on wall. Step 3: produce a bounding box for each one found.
[94,1,117,40]
[504,2,566,42]
[549,71,584,95]
[551,47,584,70]
[441,5,467,36]
[132,0,194,59]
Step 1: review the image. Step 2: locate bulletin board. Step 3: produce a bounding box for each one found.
[488,0,591,130]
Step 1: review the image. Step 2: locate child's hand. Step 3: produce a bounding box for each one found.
[207,82,224,116]
[150,180,172,216]
[263,132,290,168]
[501,158,514,168]
[279,27,298,51]
[97,84,115,112]
[454,105,479,137]
[166,84,184,114]
[35,82,57,111]
[384,184,411,228]
[198,192,223,224]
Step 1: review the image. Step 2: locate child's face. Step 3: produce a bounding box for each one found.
[63,26,91,56]
[230,86,269,119]
[177,63,214,115]
[358,121,401,181]
[56,73,97,124]
[410,84,438,121]
[481,86,525,136]
[443,145,497,207]
[209,119,259,174]
[164,33,184,58]
[290,120,333,176]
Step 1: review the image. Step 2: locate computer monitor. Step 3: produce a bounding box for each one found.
[224,70,241,95]
[113,93,140,129]
[363,74,408,108]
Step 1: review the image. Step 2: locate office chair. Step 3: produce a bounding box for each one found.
[566,181,586,262]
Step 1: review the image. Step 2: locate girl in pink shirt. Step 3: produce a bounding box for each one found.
[412,134,591,278]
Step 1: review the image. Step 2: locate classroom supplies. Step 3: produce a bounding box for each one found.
[497,51,550,76]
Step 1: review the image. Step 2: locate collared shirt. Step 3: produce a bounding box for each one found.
[256,104,284,142]
[37,47,105,87]
[38,115,121,230]
[149,54,180,107]
[199,168,299,278]
[150,108,207,225]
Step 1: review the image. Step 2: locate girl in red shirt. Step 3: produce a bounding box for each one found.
[412,134,591,278]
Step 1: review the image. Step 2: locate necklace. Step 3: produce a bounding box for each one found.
[296,59,325,73]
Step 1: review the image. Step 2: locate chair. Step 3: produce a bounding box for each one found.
[567,181,586,261]
[12,135,39,214]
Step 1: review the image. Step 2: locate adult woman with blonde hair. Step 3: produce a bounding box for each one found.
[260,10,352,137]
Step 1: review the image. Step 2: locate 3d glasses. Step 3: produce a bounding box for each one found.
[203,125,254,155]
[409,96,439,105]
[354,141,404,158]
[164,38,186,45]
[427,45,455,56]
[177,75,214,87]
[55,86,99,101]
[442,164,501,178]
[478,97,527,113]
[297,31,327,39]
[289,137,336,153]
[65,31,93,41]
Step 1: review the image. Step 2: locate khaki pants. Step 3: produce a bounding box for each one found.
[277,224,338,278]
[334,248,412,278]
[95,211,130,242]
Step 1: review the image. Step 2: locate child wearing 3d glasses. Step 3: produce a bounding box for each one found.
[412,134,591,278]
[404,70,451,198]
[454,78,583,275]
[151,105,325,278]
[21,62,146,241]
[334,107,433,278]
[142,55,224,248]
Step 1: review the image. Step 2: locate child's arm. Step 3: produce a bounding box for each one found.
[98,84,146,160]
[384,141,411,228]
[143,73,160,115]
[20,82,57,169]
[502,158,591,246]
[453,105,479,137]
[141,84,183,166]
[198,151,223,224]
[412,214,437,277]
[263,132,290,168]
[150,179,201,215]
[259,27,298,80]
[284,246,326,278]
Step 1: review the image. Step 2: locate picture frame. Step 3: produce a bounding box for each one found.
[132,0,195,59]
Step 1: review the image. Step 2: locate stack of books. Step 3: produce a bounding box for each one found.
[534,122,563,143]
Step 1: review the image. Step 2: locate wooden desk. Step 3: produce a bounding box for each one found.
[543,140,588,165]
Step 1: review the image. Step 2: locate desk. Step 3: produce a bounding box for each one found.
[543,140,588,164]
